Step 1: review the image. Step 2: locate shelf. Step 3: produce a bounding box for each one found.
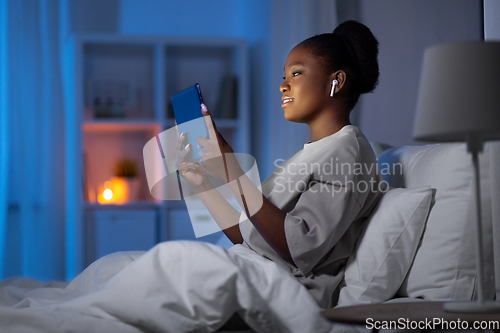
[83,119,160,132]
[85,200,162,210]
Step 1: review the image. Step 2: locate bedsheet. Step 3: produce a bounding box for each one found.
[0,241,350,333]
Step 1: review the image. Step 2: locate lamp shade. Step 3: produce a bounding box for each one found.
[414,42,500,142]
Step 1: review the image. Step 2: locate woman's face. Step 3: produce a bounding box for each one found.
[280,45,332,123]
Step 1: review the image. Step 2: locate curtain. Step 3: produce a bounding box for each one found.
[0,0,67,281]
[0,0,9,279]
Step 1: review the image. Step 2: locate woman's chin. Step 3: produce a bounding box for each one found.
[283,110,296,122]
[284,112,304,123]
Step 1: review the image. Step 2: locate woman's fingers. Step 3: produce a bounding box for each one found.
[201,104,215,128]
[197,136,209,149]
[200,103,231,146]
[201,104,220,140]
[175,143,191,168]
[175,132,187,155]
[180,161,200,172]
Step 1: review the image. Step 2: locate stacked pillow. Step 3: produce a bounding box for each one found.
[337,142,496,306]
[381,143,495,301]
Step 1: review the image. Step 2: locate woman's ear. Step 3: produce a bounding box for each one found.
[329,70,346,96]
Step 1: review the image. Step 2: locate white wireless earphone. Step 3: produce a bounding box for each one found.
[330,79,339,97]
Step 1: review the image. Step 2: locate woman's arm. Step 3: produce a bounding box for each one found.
[193,181,243,244]
[228,175,293,264]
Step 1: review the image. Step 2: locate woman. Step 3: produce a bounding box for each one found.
[176,20,383,310]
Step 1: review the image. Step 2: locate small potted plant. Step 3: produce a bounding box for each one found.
[112,157,139,202]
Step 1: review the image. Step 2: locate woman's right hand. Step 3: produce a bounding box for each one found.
[175,131,209,190]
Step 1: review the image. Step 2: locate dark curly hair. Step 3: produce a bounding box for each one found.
[299,20,380,111]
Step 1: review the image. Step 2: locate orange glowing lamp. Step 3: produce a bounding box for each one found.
[97,178,131,205]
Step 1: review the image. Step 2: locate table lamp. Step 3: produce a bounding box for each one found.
[413,41,500,313]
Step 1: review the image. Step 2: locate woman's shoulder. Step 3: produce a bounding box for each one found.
[335,126,377,167]
[335,125,369,145]
[274,125,375,172]
[304,125,371,158]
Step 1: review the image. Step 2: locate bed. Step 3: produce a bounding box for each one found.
[0,141,498,333]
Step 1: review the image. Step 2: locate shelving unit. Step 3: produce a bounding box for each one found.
[64,34,249,279]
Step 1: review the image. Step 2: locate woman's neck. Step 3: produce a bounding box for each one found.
[308,110,351,142]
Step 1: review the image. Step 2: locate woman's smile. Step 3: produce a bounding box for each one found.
[281,96,294,108]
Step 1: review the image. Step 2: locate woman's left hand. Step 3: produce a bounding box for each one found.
[197,104,243,183]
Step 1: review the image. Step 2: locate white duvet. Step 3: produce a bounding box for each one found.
[0,241,348,333]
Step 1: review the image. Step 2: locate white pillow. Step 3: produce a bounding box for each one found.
[337,186,433,307]
[379,143,495,301]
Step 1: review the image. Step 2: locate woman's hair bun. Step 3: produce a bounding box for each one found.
[297,20,380,110]
[333,20,379,94]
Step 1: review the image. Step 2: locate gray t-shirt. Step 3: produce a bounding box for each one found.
[239,125,382,308]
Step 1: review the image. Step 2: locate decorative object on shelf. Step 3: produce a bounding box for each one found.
[413,41,500,313]
[86,79,135,118]
[93,97,114,118]
[114,157,138,178]
[112,157,140,203]
[96,158,140,204]
[97,180,115,204]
